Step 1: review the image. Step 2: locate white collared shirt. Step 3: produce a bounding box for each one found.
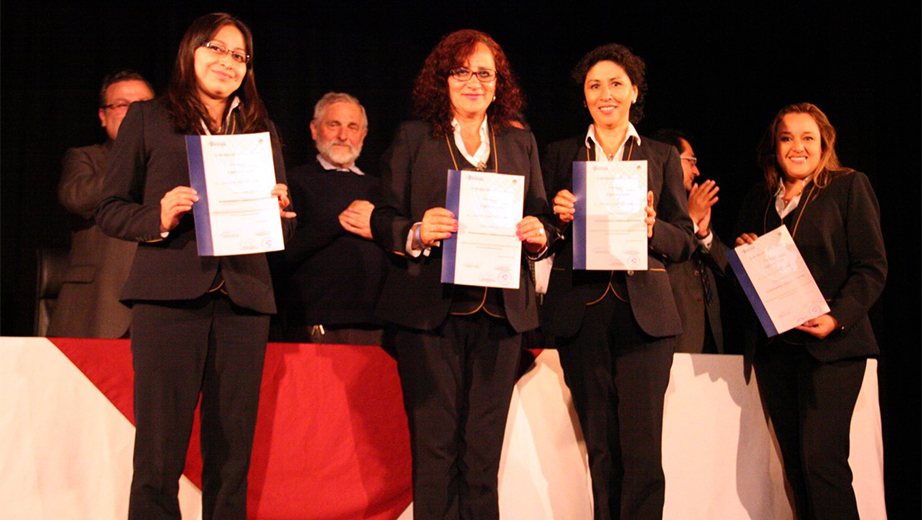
[452,116,491,169]
[774,177,812,219]
[316,153,364,176]
[199,96,242,136]
[584,123,641,162]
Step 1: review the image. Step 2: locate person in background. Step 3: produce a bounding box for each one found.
[95,13,295,519]
[541,43,695,520]
[735,103,886,520]
[370,29,552,520]
[652,128,729,354]
[278,92,387,346]
[48,70,154,338]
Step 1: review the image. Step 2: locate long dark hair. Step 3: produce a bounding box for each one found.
[757,103,850,193]
[165,12,268,134]
[413,29,524,137]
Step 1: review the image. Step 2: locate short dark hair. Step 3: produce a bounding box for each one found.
[571,43,647,124]
[99,70,153,107]
[649,129,692,153]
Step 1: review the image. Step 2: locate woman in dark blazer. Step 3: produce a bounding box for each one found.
[95,13,294,520]
[541,43,695,520]
[370,29,552,520]
[735,103,886,520]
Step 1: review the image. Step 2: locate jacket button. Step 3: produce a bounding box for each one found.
[627,270,634,276]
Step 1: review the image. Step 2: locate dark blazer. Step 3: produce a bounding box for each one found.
[540,134,696,339]
[95,99,293,314]
[48,142,135,338]
[370,120,553,333]
[735,171,886,362]
[666,234,730,353]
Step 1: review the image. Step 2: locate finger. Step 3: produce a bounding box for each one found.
[647,191,654,207]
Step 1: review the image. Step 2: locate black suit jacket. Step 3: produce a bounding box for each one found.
[540,134,696,339]
[666,234,730,353]
[48,141,136,338]
[96,99,293,314]
[370,120,553,333]
[735,171,886,362]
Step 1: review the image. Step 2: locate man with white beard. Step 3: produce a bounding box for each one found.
[277,92,388,346]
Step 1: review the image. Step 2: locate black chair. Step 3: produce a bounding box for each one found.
[34,247,69,336]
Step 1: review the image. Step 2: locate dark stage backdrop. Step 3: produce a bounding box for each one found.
[2,2,919,517]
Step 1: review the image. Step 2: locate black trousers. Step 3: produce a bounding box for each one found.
[128,293,269,520]
[393,313,521,520]
[557,294,674,520]
[754,344,866,520]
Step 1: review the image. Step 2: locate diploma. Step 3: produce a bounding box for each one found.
[572,160,648,270]
[725,225,830,337]
[186,132,284,256]
[441,169,524,289]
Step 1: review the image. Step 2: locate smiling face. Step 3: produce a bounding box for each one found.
[775,112,822,183]
[447,42,496,122]
[678,138,700,192]
[583,60,637,130]
[311,101,367,168]
[193,24,247,105]
[98,79,154,140]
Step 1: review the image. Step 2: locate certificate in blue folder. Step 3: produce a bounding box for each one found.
[186,132,284,256]
[572,160,648,270]
[441,169,523,289]
[725,225,829,337]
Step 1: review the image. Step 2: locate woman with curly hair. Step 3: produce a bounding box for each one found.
[370,29,553,520]
[540,43,695,520]
[735,103,886,520]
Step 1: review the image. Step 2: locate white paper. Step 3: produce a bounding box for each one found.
[730,225,830,335]
[444,170,524,289]
[575,160,648,270]
[188,132,284,256]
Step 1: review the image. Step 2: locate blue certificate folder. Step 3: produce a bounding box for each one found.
[572,162,590,270]
[441,169,462,284]
[725,249,778,337]
[185,135,215,255]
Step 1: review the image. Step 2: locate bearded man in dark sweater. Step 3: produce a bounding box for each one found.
[279,92,387,345]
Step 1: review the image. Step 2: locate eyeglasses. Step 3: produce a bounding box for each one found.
[680,155,698,166]
[449,68,497,83]
[200,41,250,65]
[101,102,132,111]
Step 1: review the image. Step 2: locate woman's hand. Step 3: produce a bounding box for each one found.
[272,184,296,219]
[796,314,839,339]
[553,189,576,224]
[160,186,198,233]
[735,233,759,246]
[688,180,719,237]
[516,216,547,253]
[645,191,656,238]
[419,207,457,248]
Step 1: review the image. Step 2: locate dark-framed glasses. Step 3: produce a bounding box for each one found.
[200,41,250,65]
[101,102,132,111]
[449,68,497,83]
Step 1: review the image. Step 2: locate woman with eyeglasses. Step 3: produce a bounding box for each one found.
[370,29,552,520]
[735,103,886,520]
[540,43,695,520]
[96,13,294,519]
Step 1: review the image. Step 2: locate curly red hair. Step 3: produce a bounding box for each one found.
[413,29,524,137]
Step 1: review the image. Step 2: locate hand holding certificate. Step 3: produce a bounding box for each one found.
[726,225,830,337]
[441,169,525,289]
[572,160,648,270]
[186,132,285,256]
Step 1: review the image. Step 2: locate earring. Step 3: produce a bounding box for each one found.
[492,95,496,102]
[632,98,636,104]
